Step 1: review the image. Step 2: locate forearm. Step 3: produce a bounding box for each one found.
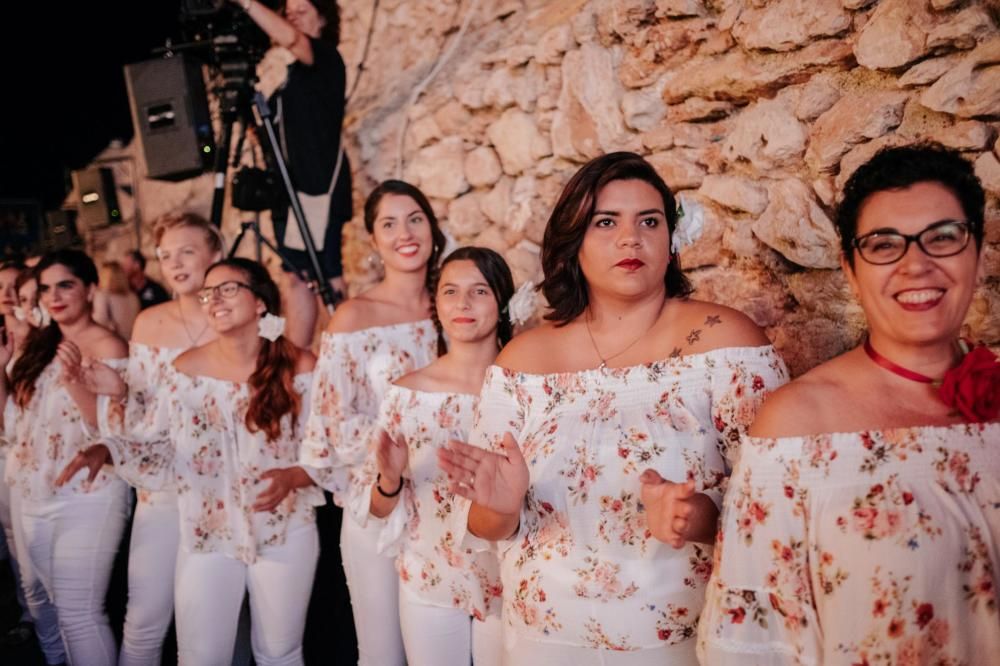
[468,503,520,541]
[368,474,402,519]
[239,0,314,64]
[685,492,721,545]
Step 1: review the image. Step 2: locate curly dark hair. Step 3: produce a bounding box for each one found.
[280,0,340,45]
[429,246,516,356]
[837,142,985,268]
[540,152,692,325]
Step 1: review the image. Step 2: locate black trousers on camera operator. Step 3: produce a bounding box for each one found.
[236,0,352,299]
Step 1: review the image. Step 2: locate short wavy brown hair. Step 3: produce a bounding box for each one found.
[540,152,692,325]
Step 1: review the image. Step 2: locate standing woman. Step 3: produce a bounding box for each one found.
[301,180,444,665]
[62,258,322,665]
[699,144,1000,663]
[92,261,141,339]
[438,152,788,665]
[0,250,131,665]
[355,247,513,666]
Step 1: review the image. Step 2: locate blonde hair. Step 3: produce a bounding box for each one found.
[152,212,224,253]
[99,261,130,294]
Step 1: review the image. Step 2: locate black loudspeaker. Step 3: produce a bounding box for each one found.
[125,55,214,180]
[72,167,120,230]
[41,210,81,251]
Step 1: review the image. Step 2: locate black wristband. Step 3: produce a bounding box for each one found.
[376,473,403,498]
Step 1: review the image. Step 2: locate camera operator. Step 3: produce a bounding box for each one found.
[232,0,352,301]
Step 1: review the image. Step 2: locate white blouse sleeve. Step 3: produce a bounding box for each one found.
[697,437,821,665]
[704,346,789,507]
[300,332,377,499]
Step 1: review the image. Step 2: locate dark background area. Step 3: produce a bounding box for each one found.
[0,2,181,210]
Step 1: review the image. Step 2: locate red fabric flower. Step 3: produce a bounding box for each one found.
[938,346,1000,423]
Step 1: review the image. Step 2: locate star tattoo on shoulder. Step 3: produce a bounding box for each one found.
[705,315,722,327]
[686,329,701,346]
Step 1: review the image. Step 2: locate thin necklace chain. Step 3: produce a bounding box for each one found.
[177,300,209,347]
[584,299,666,370]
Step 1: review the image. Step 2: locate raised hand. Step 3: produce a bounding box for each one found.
[438,432,529,516]
[375,429,408,489]
[640,470,698,548]
[56,340,85,386]
[0,326,13,369]
[78,359,127,399]
[56,444,111,487]
[253,466,312,512]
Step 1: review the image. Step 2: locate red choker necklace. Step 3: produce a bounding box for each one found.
[863,337,1000,423]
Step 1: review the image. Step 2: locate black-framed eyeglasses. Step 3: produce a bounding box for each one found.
[852,220,972,265]
[196,281,254,305]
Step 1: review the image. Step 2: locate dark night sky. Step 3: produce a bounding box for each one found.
[0,2,183,210]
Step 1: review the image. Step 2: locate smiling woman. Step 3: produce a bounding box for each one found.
[699,143,1000,665]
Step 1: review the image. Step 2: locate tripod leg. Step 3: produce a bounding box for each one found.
[210,116,236,228]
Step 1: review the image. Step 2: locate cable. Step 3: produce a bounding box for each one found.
[346,0,380,104]
[393,0,482,179]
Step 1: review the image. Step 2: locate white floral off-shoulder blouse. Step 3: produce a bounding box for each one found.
[4,359,127,500]
[698,422,1000,666]
[468,346,788,654]
[300,320,437,505]
[97,342,182,501]
[104,371,324,564]
[350,385,501,620]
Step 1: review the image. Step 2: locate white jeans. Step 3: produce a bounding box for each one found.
[502,638,695,666]
[14,481,130,666]
[119,490,180,666]
[340,515,405,666]
[0,458,32,624]
[398,589,503,666]
[174,524,319,666]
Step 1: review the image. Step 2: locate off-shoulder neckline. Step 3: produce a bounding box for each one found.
[321,318,434,338]
[173,370,313,388]
[490,344,780,381]
[747,420,1000,444]
[386,384,479,400]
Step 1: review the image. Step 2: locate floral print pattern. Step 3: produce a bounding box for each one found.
[469,346,786,652]
[5,359,127,499]
[350,386,500,619]
[300,321,436,505]
[699,423,1000,665]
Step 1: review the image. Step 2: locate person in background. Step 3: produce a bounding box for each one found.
[233,0,353,300]
[121,250,169,310]
[698,143,1000,664]
[93,261,141,339]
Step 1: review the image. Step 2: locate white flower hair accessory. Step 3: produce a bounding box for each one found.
[28,305,52,328]
[258,312,286,342]
[670,193,705,254]
[505,280,537,327]
[13,306,27,322]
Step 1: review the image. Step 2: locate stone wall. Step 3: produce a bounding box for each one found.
[334,0,1000,375]
[80,0,1000,375]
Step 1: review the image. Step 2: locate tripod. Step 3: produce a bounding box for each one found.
[207,67,337,311]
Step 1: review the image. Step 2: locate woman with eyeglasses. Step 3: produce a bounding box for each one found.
[300,180,444,666]
[60,258,322,664]
[698,143,1000,664]
[0,250,131,666]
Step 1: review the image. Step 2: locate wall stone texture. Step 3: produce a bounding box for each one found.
[89,0,1000,376]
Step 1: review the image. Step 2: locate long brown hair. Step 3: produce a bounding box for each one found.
[11,250,98,408]
[540,152,692,325]
[204,259,300,441]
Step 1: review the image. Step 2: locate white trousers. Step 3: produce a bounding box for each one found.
[398,589,503,666]
[502,637,695,666]
[0,458,32,624]
[340,515,405,666]
[14,480,130,666]
[174,524,319,666]
[119,490,180,666]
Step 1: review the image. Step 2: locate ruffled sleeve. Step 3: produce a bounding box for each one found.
[300,331,377,501]
[704,346,788,507]
[697,436,821,666]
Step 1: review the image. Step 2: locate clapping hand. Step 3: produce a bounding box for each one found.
[375,429,409,490]
[640,470,697,548]
[437,432,529,516]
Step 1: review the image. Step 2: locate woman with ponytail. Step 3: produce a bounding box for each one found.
[301,180,444,665]
[351,247,514,666]
[61,258,322,664]
[0,249,131,666]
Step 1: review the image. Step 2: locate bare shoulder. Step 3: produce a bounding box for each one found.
[86,326,129,360]
[130,302,178,346]
[171,346,201,377]
[495,322,567,373]
[393,366,433,391]
[670,299,770,353]
[295,348,317,374]
[748,358,849,438]
[324,297,375,334]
